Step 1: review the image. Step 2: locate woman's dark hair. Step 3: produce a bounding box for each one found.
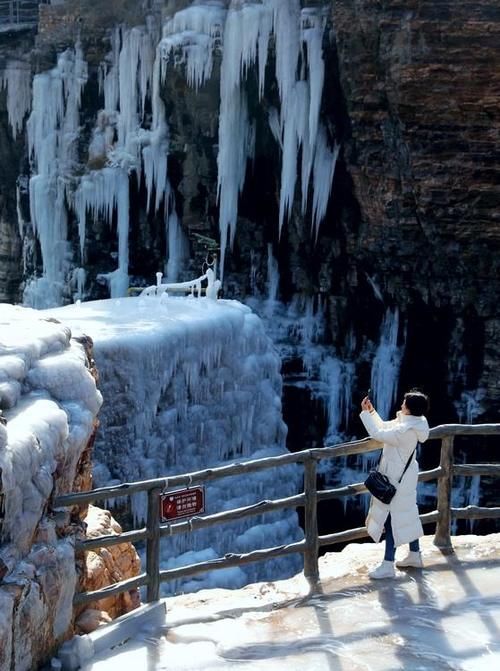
[404,390,429,416]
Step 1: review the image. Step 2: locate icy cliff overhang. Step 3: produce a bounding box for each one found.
[43,295,289,493]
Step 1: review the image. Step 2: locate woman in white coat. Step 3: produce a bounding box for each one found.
[360,390,430,578]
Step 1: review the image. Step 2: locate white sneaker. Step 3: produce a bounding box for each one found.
[396,551,423,568]
[369,560,395,579]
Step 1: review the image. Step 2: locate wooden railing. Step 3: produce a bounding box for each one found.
[54,423,500,606]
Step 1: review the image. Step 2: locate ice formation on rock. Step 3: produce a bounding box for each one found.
[24,45,88,308]
[45,296,303,593]
[1,58,32,140]
[20,1,336,304]
[160,0,336,273]
[0,304,102,555]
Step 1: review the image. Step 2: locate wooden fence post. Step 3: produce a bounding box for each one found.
[303,457,319,585]
[146,487,162,602]
[434,436,454,551]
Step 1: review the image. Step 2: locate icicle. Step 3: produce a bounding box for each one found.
[216,2,270,277]
[217,86,254,278]
[1,59,32,140]
[102,28,121,113]
[311,129,340,240]
[264,244,279,318]
[278,80,309,235]
[166,209,188,283]
[268,107,282,149]
[268,0,301,129]
[75,168,130,296]
[141,49,169,213]
[301,7,328,149]
[118,28,141,154]
[16,178,28,239]
[320,356,355,444]
[370,308,405,420]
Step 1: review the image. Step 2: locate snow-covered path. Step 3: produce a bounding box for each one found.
[79,534,500,670]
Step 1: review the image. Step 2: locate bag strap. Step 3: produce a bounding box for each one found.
[375,442,418,483]
[396,443,419,483]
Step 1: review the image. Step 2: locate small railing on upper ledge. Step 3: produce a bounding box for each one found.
[0,1,46,30]
[54,423,500,606]
[127,268,222,299]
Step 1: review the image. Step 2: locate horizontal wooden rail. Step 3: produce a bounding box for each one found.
[318,525,370,547]
[451,506,500,520]
[55,424,500,509]
[453,464,500,477]
[428,423,500,439]
[159,540,305,582]
[419,466,443,482]
[159,493,305,538]
[77,528,147,553]
[317,467,444,503]
[317,511,440,549]
[74,573,149,607]
[54,438,380,507]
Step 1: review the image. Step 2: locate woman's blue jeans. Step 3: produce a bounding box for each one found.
[384,513,420,561]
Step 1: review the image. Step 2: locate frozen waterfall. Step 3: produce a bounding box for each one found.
[24,45,87,308]
[160,0,337,275]
[19,1,336,304]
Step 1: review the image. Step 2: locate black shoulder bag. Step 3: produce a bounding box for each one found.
[364,448,416,504]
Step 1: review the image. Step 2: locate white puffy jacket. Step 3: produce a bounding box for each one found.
[360,409,429,547]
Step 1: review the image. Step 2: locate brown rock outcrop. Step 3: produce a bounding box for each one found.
[76,505,141,631]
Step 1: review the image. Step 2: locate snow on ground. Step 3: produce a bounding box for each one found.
[78,534,500,671]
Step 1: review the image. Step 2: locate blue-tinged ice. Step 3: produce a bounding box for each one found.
[24,45,88,308]
[312,130,340,240]
[160,1,333,269]
[166,209,189,283]
[370,307,405,421]
[1,59,32,140]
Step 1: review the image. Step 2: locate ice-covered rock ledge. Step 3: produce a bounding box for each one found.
[45,295,303,593]
[0,304,103,670]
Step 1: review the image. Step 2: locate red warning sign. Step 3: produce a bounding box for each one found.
[160,487,205,522]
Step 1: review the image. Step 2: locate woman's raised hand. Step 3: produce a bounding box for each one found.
[361,396,374,413]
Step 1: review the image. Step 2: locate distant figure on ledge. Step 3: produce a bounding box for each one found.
[360,390,430,579]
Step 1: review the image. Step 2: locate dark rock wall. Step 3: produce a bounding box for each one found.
[330,0,500,419]
[0,34,34,304]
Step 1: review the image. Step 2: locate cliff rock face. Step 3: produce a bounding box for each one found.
[330,0,500,413]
